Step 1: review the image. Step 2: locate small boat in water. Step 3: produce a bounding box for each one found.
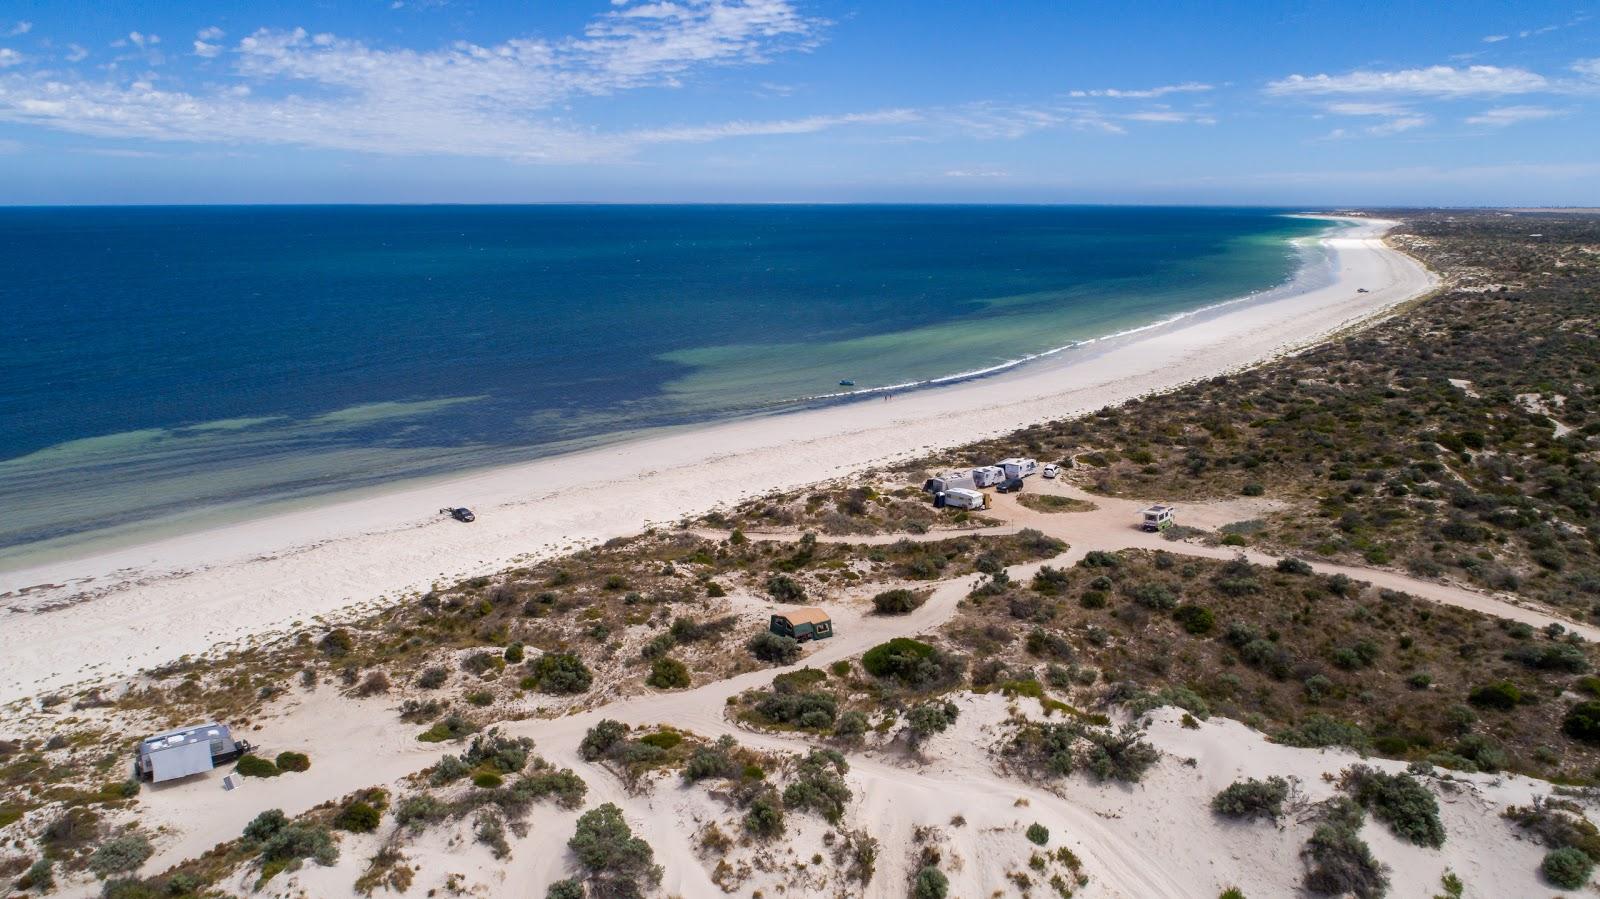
[838,379,855,387]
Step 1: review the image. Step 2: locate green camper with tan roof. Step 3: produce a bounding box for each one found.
[770,606,833,642]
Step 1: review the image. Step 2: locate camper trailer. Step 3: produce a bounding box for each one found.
[134,722,252,784]
[770,607,834,642]
[970,465,1006,488]
[1140,504,1176,532]
[997,458,1039,480]
[937,488,988,510]
[923,472,977,493]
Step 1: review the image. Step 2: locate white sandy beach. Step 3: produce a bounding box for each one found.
[0,216,1435,704]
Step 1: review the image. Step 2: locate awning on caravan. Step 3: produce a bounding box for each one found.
[148,741,215,782]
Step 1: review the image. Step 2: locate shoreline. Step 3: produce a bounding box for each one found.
[0,215,1435,703]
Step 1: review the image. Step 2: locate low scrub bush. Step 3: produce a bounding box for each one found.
[526,652,593,694]
[872,588,927,615]
[1341,766,1445,848]
[1212,776,1290,821]
[235,755,280,778]
[748,631,801,664]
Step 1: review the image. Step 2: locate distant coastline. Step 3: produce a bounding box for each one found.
[0,215,1435,702]
[0,206,1324,567]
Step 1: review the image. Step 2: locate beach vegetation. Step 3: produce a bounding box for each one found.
[1211,776,1290,821]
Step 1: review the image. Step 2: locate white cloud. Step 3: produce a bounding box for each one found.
[4,21,30,37]
[65,44,89,62]
[628,109,916,143]
[127,32,160,48]
[1068,82,1212,99]
[1482,34,1508,43]
[1325,101,1413,116]
[1575,58,1600,79]
[1122,110,1217,124]
[943,169,1007,178]
[0,2,828,164]
[1365,115,1428,135]
[0,48,22,68]
[1266,65,1549,97]
[198,26,225,41]
[1465,105,1562,126]
[193,41,221,58]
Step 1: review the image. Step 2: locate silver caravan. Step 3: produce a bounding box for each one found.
[970,465,1006,488]
[936,488,989,510]
[997,457,1039,480]
[135,722,252,783]
[923,472,977,493]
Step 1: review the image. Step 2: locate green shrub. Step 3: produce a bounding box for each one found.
[905,701,960,747]
[1342,766,1445,848]
[235,755,280,778]
[637,730,683,751]
[766,574,806,602]
[1274,715,1370,751]
[862,639,931,677]
[860,638,961,687]
[1173,604,1215,634]
[744,794,785,839]
[472,771,504,789]
[871,588,926,614]
[319,629,354,657]
[546,879,585,899]
[580,720,629,761]
[1469,681,1522,710]
[646,657,691,689]
[503,643,525,664]
[243,809,288,841]
[417,714,479,743]
[1565,701,1600,743]
[1212,776,1290,821]
[913,865,949,899]
[748,631,801,664]
[1302,798,1388,899]
[1025,822,1050,845]
[334,801,381,833]
[568,803,662,895]
[274,751,310,773]
[17,858,53,891]
[417,667,448,689]
[87,834,153,877]
[527,652,593,694]
[1543,846,1594,889]
[1273,553,1312,572]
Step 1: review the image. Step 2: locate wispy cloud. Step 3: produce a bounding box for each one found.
[0,1,828,164]
[1122,109,1217,125]
[628,109,916,143]
[1267,65,1549,97]
[64,44,89,63]
[1482,34,1508,43]
[1068,82,1212,99]
[194,26,225,58]
[1465,105,1562,126]
[0,48,22,68]
[4,21,30,37]
[943,169,1007,178]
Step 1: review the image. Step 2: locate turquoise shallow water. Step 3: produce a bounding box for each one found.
[0,205,1325,562]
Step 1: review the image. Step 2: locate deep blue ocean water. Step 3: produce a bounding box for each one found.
[0,205,1325,561]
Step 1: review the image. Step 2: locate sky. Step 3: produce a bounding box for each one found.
[0,0,1597,205]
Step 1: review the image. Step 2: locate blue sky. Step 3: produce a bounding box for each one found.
[0,0,1597,205]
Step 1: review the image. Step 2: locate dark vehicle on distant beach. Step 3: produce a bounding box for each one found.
[442,507,475,523]
[996,478,1024,494]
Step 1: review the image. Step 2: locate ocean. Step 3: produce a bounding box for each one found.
[0,205,1329,563]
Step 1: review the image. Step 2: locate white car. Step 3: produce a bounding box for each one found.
[1042,463,1060,479]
